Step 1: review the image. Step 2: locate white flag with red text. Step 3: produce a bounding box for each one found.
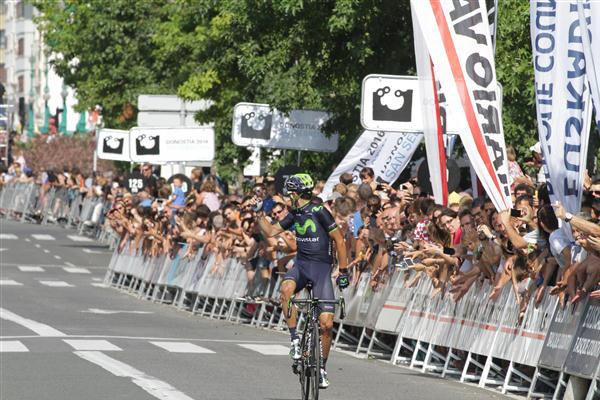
[411,0,512,211]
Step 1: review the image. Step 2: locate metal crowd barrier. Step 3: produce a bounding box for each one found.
[0,183,111,239]
[103,242,600,400]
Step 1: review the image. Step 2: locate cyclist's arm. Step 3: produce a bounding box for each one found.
[257,215,288,238]
[330,228,348,270]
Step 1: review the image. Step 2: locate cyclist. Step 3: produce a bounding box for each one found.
[254,173,349,389]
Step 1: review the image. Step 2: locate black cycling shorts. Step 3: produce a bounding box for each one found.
[283,260,335,313]
[248,256,270,271]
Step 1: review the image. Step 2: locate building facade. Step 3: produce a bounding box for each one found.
[2,0,83,138]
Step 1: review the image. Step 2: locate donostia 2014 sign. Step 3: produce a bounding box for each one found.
[129,127,215,163]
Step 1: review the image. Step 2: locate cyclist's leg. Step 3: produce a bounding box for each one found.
[280,263,307,335]
[305,262,336,366]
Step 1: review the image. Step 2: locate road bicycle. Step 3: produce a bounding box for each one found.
[288,281,345,400]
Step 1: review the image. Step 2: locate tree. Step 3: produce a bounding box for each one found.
[33,0,172,129]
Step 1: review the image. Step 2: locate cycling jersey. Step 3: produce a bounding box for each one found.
[278,200,338,264]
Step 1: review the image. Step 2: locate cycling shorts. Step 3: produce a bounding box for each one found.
[283,260,335,314]
[247,256,270,271]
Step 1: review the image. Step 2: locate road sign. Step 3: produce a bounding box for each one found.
[129,127,214,163]
[97,129,130,161]
[232,103,338,152]
[137,95,212,127]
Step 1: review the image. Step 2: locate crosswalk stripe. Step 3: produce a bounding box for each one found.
[63,267,91,274]
[19,266,45,272]
[0,341,29,352]
[67,235,93,242]
[0,234,18,240]
[150,341,216,354]
[74,351,195,400]
[31,234,55,241]
[237,344,289,355]
[64,339,122,351]
[82,248,104,254]
[39,280,74,287]
[0,280,23,286]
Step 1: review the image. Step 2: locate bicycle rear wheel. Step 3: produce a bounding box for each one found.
[310,319,320,400]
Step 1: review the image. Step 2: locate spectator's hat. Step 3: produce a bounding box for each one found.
[448,192,462,206]
[529,142,542,154]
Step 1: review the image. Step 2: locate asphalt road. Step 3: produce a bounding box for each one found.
[0,219,511,400]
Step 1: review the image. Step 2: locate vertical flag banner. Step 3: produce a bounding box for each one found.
[411,0,512,211]
[578,0,600,137]
[320,131,422,200]
[486,0,499,54]
[531,1,592,215]
[413,6,449,206]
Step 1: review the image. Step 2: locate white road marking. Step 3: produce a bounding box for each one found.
[39,280,74,287]
[34,244,41,248]
[25,238,31,242]
[64,340,122,351]
[81,308,153,315]
[0,334,287,344]
[92,277,103,282]
[63,267,91,274]
[32,234,55,241]
[0,234,18,240]
[0,280,23,286]
[67,235,93,242]
[237,344,289,355]
[91,283,109,288]
[0,308,66,337]
[18,266,45,272]
[43,249,50,254]
[53,255,62,260]
[64,262,76,267]
[82,248,104,254]
[0,341,29,352]
[0,248,7,252]
[74,351,195,400]
[150,342,215,354]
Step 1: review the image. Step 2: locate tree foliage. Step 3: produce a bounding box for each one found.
[34,0,585,180]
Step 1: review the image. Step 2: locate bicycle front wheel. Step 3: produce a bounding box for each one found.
[310,319,320,400]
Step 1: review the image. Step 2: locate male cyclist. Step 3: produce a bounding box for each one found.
[254,173,349,389]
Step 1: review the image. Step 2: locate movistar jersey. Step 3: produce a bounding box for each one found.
[278,201,338,264]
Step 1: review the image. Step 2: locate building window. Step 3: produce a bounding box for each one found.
[16,1,25,18]
[18,75,24,93]
[17,38,24,56]
[0,30,6,49]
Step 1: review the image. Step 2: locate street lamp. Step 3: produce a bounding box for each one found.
[59,83,67,135]
[27,55,35,139]
[41,61,50,135]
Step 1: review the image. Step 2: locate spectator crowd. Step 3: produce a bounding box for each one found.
[2,144,600,317]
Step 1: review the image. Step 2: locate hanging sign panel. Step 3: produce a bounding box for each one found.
[97,129,130,161]
[231,103,338,152]
[129,127,215,163]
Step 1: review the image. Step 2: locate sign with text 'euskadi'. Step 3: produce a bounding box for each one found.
[129,127,215,163]
[231,103,338,152]
[97,129,130,161]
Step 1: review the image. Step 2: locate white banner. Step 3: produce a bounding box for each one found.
[531,1,592,215]
[97,129,130,161]
[129,127,215,163]
[413,7,449,206]
[231,103,338,152]
[411,0,512,211]
[320,130,421,200]
[578,0,600,137]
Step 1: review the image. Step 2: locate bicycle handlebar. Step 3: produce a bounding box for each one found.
[287,296,346,320]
